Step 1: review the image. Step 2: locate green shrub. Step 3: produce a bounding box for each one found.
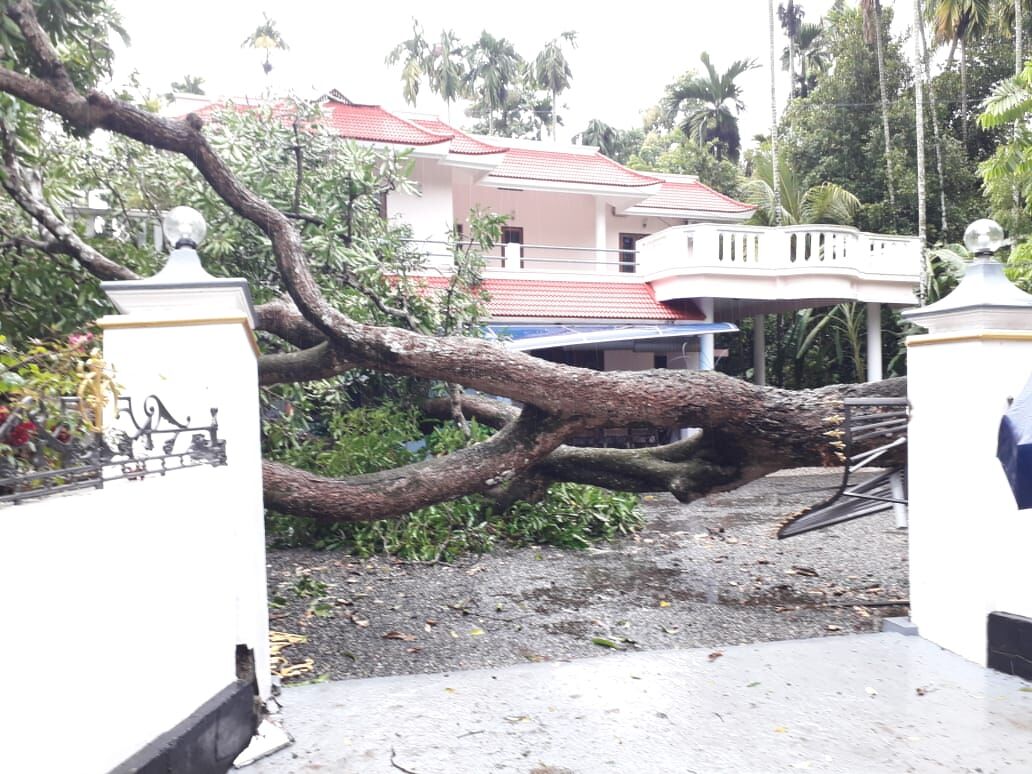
[502,483,644,549]
[263,398,645,560]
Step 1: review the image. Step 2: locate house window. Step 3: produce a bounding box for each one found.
[502,226,524,268]
[619,233,646,274]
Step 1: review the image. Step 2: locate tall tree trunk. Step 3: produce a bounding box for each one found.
[551,88,557,141]
[917,2,948,235]
[1016,0,1024,218]
[788,30,796,98]
[874,2,898,216]
[1018,0,1024,75]
[769,0,783,226]
[961,39,969,148]
[913,0,927,249]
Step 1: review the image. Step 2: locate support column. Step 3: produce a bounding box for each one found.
[595,197,607,272]
[699,298,715,371]
[866,302,883,382]
[752,314,766,386]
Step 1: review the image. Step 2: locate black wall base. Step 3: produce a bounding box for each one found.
[987,611,1032,681]
[111,679,258,774]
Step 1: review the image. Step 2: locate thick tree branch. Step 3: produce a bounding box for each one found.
[0,124,138,281]
[258,342,356,386]
[262,404,577,521]
[254,298,327,349]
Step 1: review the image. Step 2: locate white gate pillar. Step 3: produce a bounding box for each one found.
[903,220,1032,665]
[99,208,271,702]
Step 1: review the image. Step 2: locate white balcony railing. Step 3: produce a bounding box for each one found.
[406,224,923,282]
[635,224,922,279]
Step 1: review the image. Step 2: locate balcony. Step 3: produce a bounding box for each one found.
[637,224,922,307]
[413,223,923,310]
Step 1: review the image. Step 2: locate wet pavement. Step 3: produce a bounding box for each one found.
[249,633,1032,773]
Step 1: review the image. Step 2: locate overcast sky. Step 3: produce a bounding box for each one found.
[110,0,890,145]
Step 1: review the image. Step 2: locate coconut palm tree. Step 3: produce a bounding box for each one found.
[663,52,758,162]
[860,0,897,216]
[574,118,618,157]
[169,74,205,95]
[786,22,827,97]
[926,0,990,145]
[464,32,523,134]
[241,13,289,76]
[743,151,861,226]
[386,19,430,108]
[778,1,806,97]
[534,31,577,141]
[427,29,466,123]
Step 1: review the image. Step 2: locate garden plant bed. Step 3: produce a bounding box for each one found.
[265,469,909,683]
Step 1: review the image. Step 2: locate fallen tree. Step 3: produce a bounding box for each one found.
[0,1,905,522]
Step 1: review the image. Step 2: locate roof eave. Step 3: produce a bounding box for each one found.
[481,175,663,197]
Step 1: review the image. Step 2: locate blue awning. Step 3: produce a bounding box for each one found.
[484,322,738,351]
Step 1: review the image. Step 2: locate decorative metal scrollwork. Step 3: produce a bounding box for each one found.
[0,394,227,506]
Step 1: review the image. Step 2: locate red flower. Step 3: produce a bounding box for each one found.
[7,420,36,446]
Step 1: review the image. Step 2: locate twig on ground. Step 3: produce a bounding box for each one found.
[390,746,420,774]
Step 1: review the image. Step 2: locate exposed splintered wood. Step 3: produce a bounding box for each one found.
[0,1,910,523]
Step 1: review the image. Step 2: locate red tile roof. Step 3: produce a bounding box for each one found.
[411,118,505,155]
[320,100,450,147]
[635,177,755,214]
[419,276,702,321]
[181,99,750,213]
[487,147,659,189]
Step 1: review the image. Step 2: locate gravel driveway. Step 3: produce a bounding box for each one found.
[265,469,909,683]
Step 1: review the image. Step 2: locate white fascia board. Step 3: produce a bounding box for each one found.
[481,174,662,198]
[440,151,508,173]
[618,205,755,222]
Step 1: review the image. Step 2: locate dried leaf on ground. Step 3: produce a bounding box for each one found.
[383,630,417,641]
[789,566,820,577]
[708,651,724,662]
